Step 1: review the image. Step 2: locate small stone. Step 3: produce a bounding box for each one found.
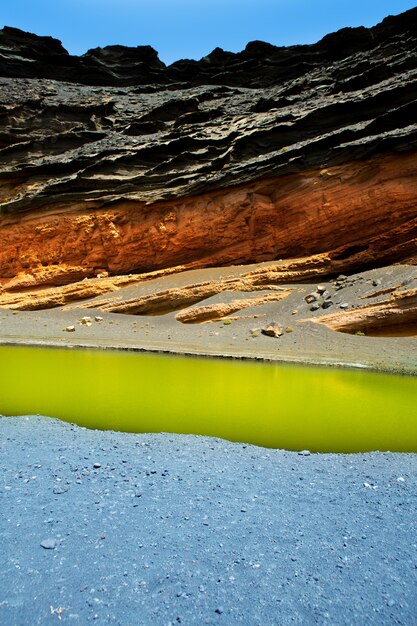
[310,303,320,311]
[53,486,69,494]
[337,275,347,281]
[80,316,92,327]
[261,322,283,338]
[305,292,319,304]
[321,300,333,309]
[93,463,102,469]
[291,309,298,315]
[372,279,382,287]
[40,538,57,550]
[339,303,349,309]
[316,285,326,293]
[285,326,294,333]
[64,325,75,332]
[94,316,103,322]
[215,607,224,614]
[298,450,311,456]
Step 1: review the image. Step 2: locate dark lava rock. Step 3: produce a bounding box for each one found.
[0,8,416,214]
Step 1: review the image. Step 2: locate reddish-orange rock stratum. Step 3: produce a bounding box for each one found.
[1,150,416,289]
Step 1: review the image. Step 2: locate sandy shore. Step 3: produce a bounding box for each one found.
[1,263,416,375]
[1,415,416,625]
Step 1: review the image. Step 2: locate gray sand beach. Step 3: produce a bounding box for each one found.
[1,416,416,625]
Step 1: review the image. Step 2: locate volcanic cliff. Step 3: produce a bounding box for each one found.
[0,8,416,300]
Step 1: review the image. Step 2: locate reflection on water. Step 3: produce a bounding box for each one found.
[0,345,416,452]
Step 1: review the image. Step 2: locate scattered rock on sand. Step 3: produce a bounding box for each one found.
[40,538,57,550]
[322,300,333,309]
[261,322,284,337]
[64,325,75,332]
[305,292,320,303]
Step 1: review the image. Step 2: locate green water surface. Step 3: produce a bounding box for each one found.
[0,345,416,452]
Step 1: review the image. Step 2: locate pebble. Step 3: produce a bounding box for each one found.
[310,303,320,311]
[321,300,333,309]
[93,463,102,469]
[298,450,311,456]
[64,326,75,332]
[317,285,326,293]
[53,486,69,494]
[339,303,349,309]
[40,538,57,550]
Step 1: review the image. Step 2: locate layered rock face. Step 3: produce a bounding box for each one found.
[0,8,416,290]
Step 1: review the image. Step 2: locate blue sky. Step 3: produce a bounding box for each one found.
[2,0,416,64]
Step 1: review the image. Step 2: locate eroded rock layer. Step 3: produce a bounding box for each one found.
[311,288,417,336]
[0,8,416,291]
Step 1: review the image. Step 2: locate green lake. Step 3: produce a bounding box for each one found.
[0,345,416,452]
